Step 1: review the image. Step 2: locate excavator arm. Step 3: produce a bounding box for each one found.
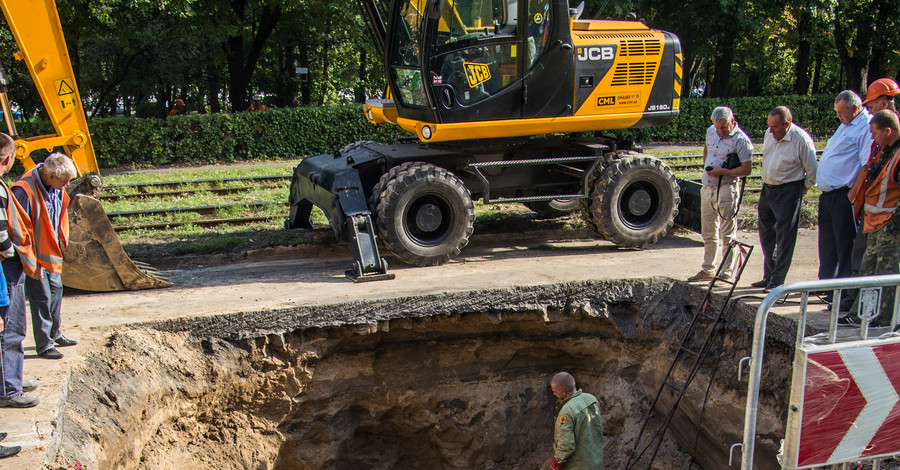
[0,0,170,291]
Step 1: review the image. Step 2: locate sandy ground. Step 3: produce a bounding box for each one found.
[4,227,833,468]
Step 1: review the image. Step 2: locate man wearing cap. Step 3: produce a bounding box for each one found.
[846,80,900,299]
[687,106,753,283]
[815,91,871,308]
[168,99,186,117]
[840,110,900,327]
[247,94,268,112]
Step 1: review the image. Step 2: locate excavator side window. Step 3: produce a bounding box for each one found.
[391,0,429,107]
[526,0,550,67]
[427,0,520,108]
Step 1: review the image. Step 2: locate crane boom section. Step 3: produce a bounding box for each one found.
[0,0,98,174]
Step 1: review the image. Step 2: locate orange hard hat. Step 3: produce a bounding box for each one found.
[863,78,900,104]
[174,99,185,106]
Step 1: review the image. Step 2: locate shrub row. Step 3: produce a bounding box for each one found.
[621,93,837,143]
[15,95,840,168]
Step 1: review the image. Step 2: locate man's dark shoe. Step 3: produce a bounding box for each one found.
[21,379,37,393]
[763,282,782,293]
[38,348,63,359]
[0,432,6,441]
[54,335,77,347]
[0,394,39,408]
[0,444,21,459]
[837,314,860,326]
[751,279,770,288]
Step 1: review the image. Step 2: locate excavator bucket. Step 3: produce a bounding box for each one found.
[61,194,171,291]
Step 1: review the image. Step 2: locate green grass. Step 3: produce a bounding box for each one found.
[92,147,825,259]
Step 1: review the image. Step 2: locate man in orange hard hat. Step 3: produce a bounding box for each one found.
[168,98,186,117]
[844,79,900,308]
[247,94,268,112]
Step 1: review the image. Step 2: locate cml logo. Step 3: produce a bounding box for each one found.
[576,46,615,61]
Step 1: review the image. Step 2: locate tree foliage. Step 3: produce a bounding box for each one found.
[0,0,897,121]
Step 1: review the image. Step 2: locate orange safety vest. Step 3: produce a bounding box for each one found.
[863,145,900,233]
[0,179,39,278]
[12,168,69,274]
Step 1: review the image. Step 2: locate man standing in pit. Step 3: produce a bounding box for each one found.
[546,372,604,470]
[753,106,817,292]
[840,110,900,327]
[13,153,78,360]
[0,132,41,409]
[687,106,753,283]
[815,91,871,308]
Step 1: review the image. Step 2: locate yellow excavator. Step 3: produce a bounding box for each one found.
[289,0,685,280]
[0,0,170,291]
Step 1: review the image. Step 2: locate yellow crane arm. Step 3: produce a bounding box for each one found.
[0,0,98,175]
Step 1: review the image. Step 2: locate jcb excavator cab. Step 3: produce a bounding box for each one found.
[365,0,681,141]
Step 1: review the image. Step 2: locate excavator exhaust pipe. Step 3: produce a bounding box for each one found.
[61,173,171,291]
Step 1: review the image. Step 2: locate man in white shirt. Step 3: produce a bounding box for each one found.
[688,106,753,282]
[816,91,871,307]
[752,106,818,291]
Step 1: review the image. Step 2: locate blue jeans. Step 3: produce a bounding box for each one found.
[26,268,62,354]
[0,258,26,398]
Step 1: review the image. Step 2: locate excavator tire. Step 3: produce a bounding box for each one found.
[581,155,679,248]
[374,162,475,266]
[61,195,171,291]
[524,198,581,219]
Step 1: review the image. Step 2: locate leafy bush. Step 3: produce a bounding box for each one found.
[14,95,841,169]
[618,94,838,143]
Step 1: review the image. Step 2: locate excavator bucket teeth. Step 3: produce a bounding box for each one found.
[61,194,172,291]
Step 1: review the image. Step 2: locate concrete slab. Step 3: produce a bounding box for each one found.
[4,227,839,468]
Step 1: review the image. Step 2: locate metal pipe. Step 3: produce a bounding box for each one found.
[742,273,900,470]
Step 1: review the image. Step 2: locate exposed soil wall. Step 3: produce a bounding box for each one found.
[54,278,797,469]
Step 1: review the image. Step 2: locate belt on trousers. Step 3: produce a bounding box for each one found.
[820,186,850,195]
[763,179,804,188]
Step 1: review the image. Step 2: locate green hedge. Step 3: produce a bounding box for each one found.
[14,95,841,168]
[620,94,838,143]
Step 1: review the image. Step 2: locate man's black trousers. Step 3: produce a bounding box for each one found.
[758,180,805,286]
[817,187,857,280]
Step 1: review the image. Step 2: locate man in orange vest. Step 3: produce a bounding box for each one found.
[840,110,900,327]
[0,133,42,408]
[247,94,268,112]
[12,152,77,360]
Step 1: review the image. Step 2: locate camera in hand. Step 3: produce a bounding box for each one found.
[707,152,741,173]
[722,152,741,170]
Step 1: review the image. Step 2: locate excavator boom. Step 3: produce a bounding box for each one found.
[0,0,170,291]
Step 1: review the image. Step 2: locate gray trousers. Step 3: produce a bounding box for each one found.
[25,268,62,355]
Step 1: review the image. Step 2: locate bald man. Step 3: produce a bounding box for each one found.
[547,372,604,469]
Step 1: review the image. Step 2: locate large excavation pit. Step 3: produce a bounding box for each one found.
[55,279,796,469]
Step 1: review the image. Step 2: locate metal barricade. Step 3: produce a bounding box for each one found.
[739,274,900,469]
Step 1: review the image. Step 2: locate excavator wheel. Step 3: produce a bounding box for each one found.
[374,162,475,266]
[581,155,679,248]
[524,198,581,219]
[62,194,172,291]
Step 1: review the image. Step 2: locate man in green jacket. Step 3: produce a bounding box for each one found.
[549,372,604,469]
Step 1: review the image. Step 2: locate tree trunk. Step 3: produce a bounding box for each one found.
[207,71,221,114]
[226,0,283,112]
[708,32,734,98]
[355,49,367,103]
[811,51,822,94]
[793,5,811,95]
[300,42,311,106]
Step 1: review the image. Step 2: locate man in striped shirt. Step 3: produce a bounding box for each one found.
[0,132,40,408]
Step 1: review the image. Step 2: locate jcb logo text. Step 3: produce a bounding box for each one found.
[577,47,614,61]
